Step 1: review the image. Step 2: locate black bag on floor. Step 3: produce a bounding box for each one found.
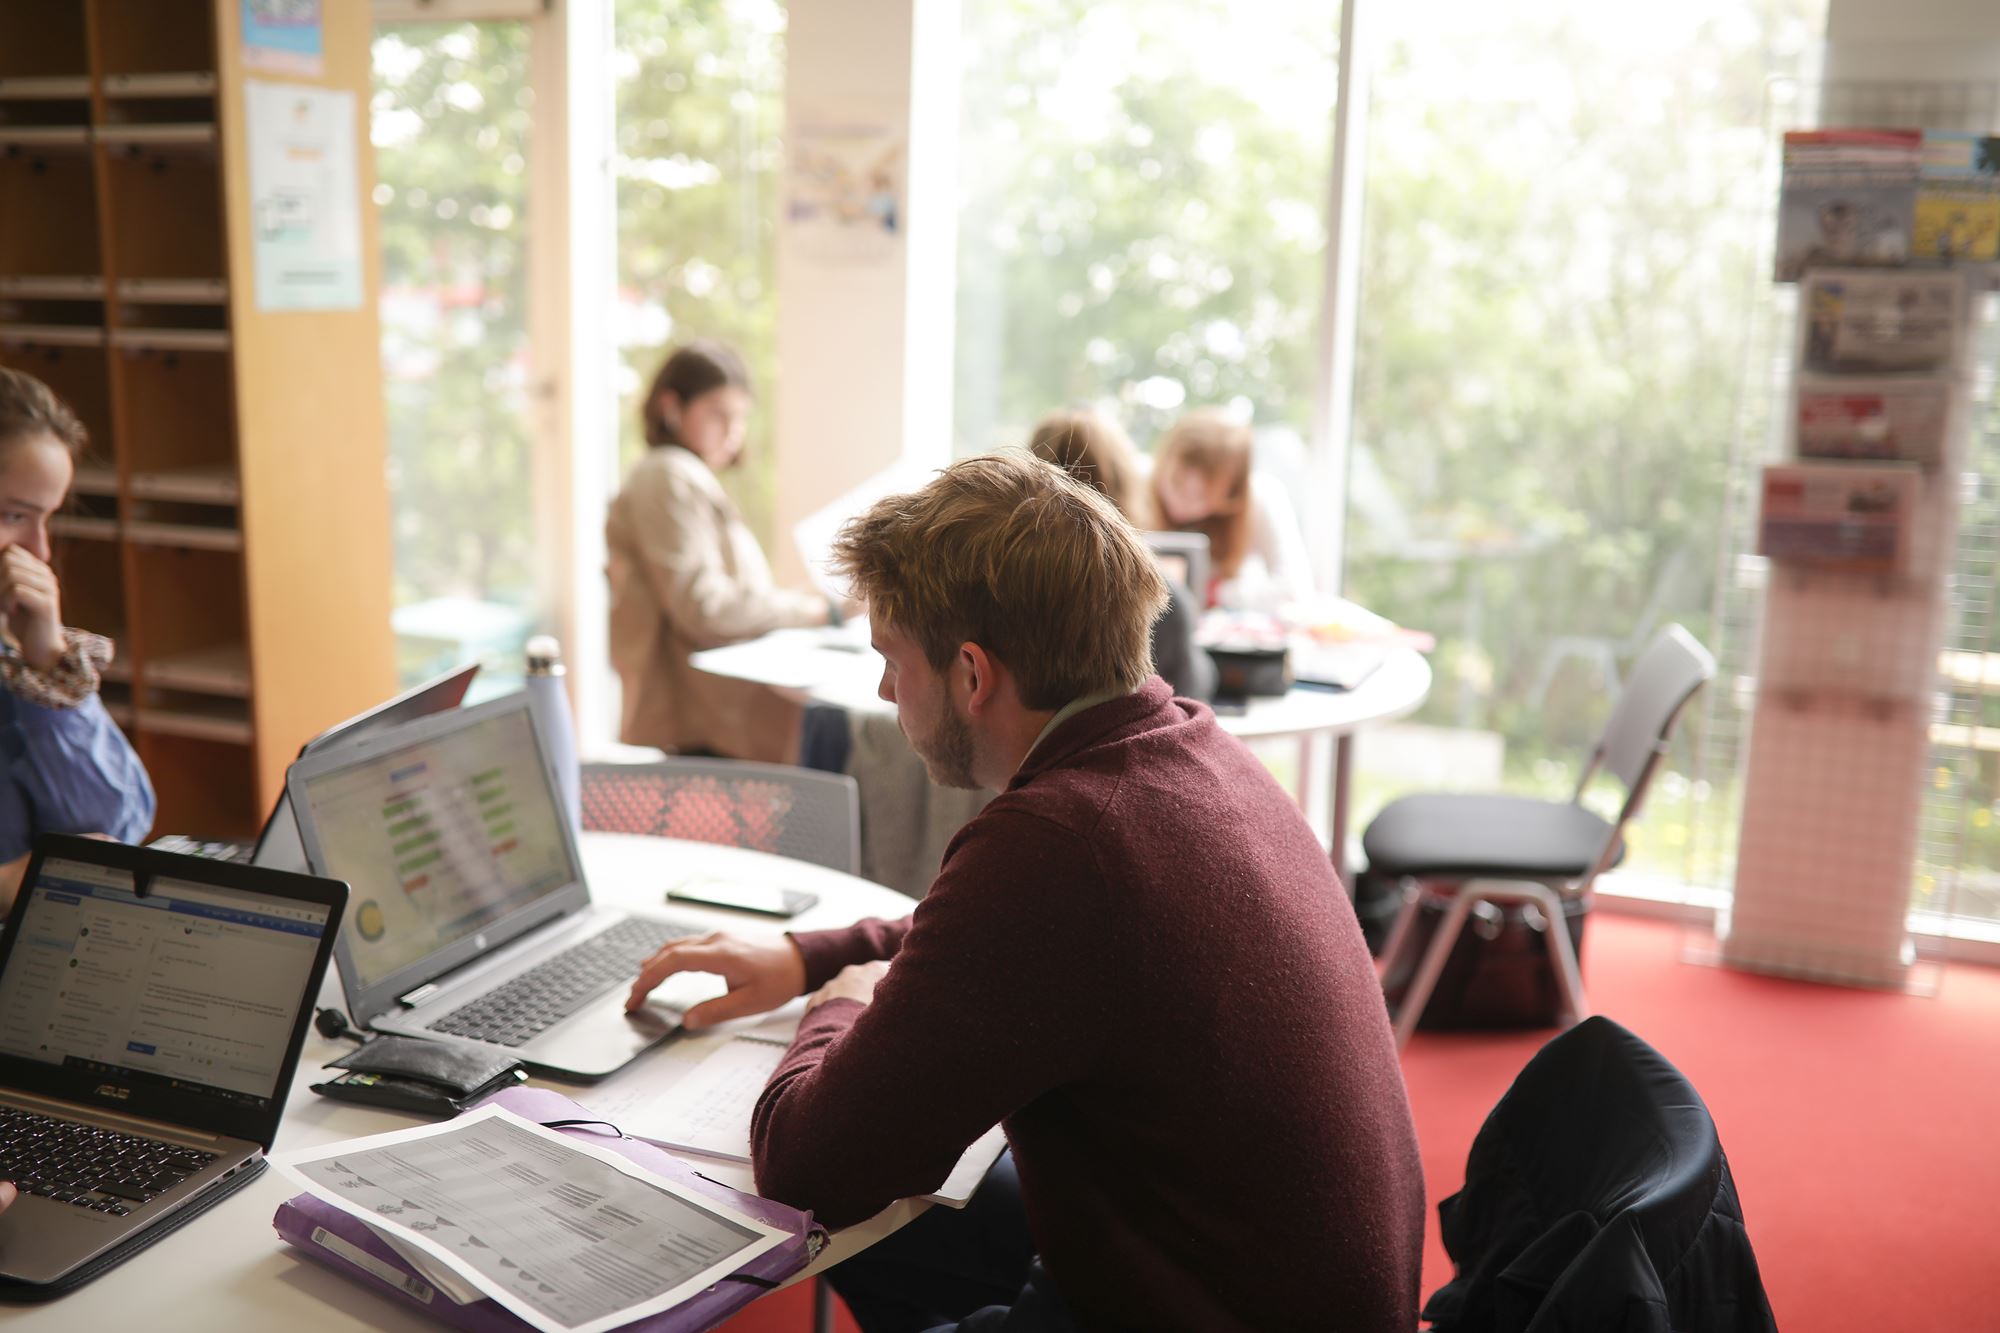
[1377,888,1590,1030]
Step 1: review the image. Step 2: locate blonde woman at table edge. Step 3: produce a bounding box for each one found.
[1144,407,1314,610]
[0,368,155,917]
[605,341,845,763]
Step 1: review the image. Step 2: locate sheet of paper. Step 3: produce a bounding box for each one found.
[792,460,936,601]
[275,1105,790,1333]
[929,1125,1007,1208]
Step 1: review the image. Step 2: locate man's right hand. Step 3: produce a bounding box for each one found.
[625,931,807,1031]
[0,1181,16,1214]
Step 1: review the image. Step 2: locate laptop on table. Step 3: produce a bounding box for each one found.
[0,836,346,1291]
[285,693,716,1083]
[152,664,480,867]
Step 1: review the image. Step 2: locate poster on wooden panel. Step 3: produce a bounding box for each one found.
[245,80,363,312]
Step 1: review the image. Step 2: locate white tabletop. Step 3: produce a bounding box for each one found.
[690,626,1434,743]
[8,834,921,1331]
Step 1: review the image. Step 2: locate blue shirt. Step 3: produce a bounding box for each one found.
[0,678,156,863]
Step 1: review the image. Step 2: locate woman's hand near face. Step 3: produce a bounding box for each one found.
[0,545,65,671]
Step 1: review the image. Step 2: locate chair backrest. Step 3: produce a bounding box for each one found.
[1588,622,1715,801]
[1423,1017,1776,1332]
[579,758,861,876]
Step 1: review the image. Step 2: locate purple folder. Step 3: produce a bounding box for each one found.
[272,1085,823,1333]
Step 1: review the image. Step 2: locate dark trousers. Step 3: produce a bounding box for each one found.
[826,1152,1081,1333]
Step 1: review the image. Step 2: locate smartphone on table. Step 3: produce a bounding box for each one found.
[667,878,819,918]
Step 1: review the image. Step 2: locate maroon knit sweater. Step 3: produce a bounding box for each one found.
[752,679,1425,1331]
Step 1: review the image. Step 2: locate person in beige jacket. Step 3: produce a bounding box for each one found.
[606,342,834,763]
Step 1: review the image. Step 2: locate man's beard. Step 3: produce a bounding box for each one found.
[911,701,979,790]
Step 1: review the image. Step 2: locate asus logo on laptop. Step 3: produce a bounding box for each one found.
[96,1084,130,1101]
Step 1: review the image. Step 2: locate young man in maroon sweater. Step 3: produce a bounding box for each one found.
[626,454,1424,1331]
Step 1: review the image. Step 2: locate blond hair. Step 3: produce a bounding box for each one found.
[830,451,1168,708]
[0,366,87,458]
[1027,409,1141,517]
[1150,409,1254,580]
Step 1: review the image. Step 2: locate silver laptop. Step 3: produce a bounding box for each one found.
[285,693,716,1083]
[0,836,346,1289]
[151,664,480,869]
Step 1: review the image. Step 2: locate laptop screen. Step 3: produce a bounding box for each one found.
[251,663,480,874]
[291,702,578,992]
[0,858,333,1110]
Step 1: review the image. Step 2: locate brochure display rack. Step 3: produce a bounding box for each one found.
[0,1,393,838]
[1701,85,2000,988]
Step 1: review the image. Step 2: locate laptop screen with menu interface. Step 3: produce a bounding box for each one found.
[286,694,591,1026]
[250,663,480,874]
[0,837,346,1150]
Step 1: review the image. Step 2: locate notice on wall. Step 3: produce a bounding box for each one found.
[241,0,324,78]
[246,80,363,311]
[785,114,906,268]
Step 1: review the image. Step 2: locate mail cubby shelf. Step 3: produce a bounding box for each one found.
[52,535,125,642]
[136,692,254,746]
[0,276,106,300]
[0,4,90,83]
[127,465,239,506]
[94,0,217,82]
[113,342,233,475]
[48,515,119,542]
[99,681,134,730]
[0,84,91,133]
[101,73,218,100]
[0,143,101,276]
[100,144,224,281]
[138,733,258,843]
[7,0,396,841]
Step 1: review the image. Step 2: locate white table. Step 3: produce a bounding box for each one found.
[692,627,1434,865]
[9,834,922,1332]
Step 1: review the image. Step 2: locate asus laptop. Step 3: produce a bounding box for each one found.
[285,693,716,1083]
[0,836,346,1291]
[152,664,479,868]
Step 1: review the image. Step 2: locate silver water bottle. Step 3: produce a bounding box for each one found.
[525,635,582,832]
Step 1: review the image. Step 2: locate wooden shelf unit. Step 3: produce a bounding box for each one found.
[0,1,393,841]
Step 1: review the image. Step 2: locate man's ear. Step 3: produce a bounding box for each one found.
[957,641,1003,715]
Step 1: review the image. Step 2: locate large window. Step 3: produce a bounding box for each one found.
[372,20,537,692]
[955,0,1338,458]
[612,0,786,544]
[1342,0,1828,886]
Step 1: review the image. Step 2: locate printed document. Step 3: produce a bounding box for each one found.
[275,1105,791,1333]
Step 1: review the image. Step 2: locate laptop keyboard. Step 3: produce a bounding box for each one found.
[0,1105,218,1216]
[426,917,699,1048]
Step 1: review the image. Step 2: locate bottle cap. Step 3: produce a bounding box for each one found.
[526,634,564,674]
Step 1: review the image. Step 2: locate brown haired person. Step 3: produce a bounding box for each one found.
[626,453,1422,1331]
[0,368,154,913]
[1148,407,1314,609]
[606,341,841,762]
[1027,409,1215,701]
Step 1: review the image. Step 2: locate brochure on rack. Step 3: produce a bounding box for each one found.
[1799,267,1963,375]
[1795,375,1950,467]
[1775,129,1921,282]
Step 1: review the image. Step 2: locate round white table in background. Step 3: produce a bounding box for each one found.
[692,627,1434,868]
[5,835,918,1333]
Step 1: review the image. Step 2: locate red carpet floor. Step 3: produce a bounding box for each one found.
[720,913,2000,1332]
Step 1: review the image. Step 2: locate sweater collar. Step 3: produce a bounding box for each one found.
[1009,677,1179,787]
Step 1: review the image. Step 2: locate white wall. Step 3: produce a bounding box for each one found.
[772,0,959,583]
[1826,0,2000,82]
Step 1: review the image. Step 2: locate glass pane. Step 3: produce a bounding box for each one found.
[613,0,786,544]
[372,22,536,696]
[956,0,1338,458]
[1344,1,1828,887]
